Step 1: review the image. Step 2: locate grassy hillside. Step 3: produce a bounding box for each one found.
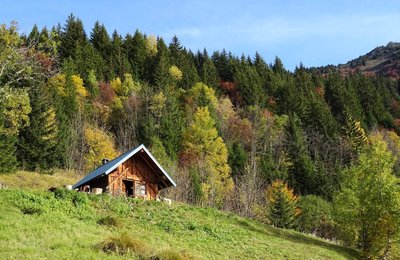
[0,170,79,190]
[0,179,358,260]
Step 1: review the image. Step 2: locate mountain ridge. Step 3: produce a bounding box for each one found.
[339,41,400,79]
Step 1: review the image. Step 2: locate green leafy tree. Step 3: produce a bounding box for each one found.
[188,82,219,116]
[297,195,334,238]
[87,70,100,98]
[0,86,31,173]
[181,106,233,207]
[333,133,400,258]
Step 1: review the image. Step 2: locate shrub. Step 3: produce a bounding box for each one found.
[97,216,121,227]
[53,188,90,206]
[21,206,43,215]
[53,188,75,200]
[297,195,335,239]
[95,233,150,257]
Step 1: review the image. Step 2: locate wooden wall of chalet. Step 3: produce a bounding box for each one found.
[107,155,159,200]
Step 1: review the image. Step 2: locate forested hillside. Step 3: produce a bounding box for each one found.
[2,15,400,258]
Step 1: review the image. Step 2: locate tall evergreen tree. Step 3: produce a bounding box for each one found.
[90,21,111,60]
[59,14,87,60]
[109,30,131,79]
[18,85,59,171]
[286,114,316,195]
[266,180,299,229]
[124,30,147,81]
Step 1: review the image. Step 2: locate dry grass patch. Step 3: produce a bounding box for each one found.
[0,170,79,190]
[97,216,122,228]
[95,233,151,257]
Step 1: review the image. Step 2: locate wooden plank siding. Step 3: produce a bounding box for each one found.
[106,155,159,200]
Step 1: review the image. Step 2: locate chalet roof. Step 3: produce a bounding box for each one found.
[72,144,176,190]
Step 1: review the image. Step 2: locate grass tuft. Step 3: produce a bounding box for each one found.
[20,206,43,215]
[95,233,150,257]
[97,216,122,228]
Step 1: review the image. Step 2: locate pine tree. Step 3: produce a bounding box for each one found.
[124,30,147,81]
[26,24,40,47]
[343,113,368,152]
[18,85,59,172]
[59,14,87,60]
[160,87,185,159]
[110,30,131,79]
[90,21,111,60]
[325,72,363,125]
[233,57,265,106]
[196,49,219,89]
[266,180,299,229]
[212,49,233,81]
[153,38,171,89]
[286,114,316,195]
[169,35,183,65]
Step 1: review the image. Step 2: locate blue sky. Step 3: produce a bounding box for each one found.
[2,0,400,70]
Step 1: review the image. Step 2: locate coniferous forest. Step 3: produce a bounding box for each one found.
[2,15,400,258]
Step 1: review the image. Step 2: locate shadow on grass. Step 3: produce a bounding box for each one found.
[234,218,360,259]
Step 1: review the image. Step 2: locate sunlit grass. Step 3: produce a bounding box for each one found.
[0,170,79,190]
[0,187,359,259]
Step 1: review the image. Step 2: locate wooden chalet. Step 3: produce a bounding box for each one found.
[72,144,176,200]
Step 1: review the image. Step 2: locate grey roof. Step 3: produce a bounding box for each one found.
[72,144,176,189]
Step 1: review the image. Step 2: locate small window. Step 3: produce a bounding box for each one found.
[135,182,146,196]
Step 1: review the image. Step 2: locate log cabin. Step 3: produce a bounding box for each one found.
[72,144,176,200]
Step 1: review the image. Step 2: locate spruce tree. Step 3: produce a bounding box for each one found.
[18,86,59,171]
[286,114,316,195]
[59,14,87,60]
[90,21,111,60]
[266,180,299,229]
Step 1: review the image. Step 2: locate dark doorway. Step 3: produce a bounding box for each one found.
[123,180,134,197]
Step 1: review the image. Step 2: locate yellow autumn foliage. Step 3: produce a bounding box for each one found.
[146,35,158,57]
[48,74,67,97]
[110,77,122,94]
[189,83,219,113]
[84,124,118,171]
[182,106,233,207]
[169,65,183,81]
[72,75,88,98]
